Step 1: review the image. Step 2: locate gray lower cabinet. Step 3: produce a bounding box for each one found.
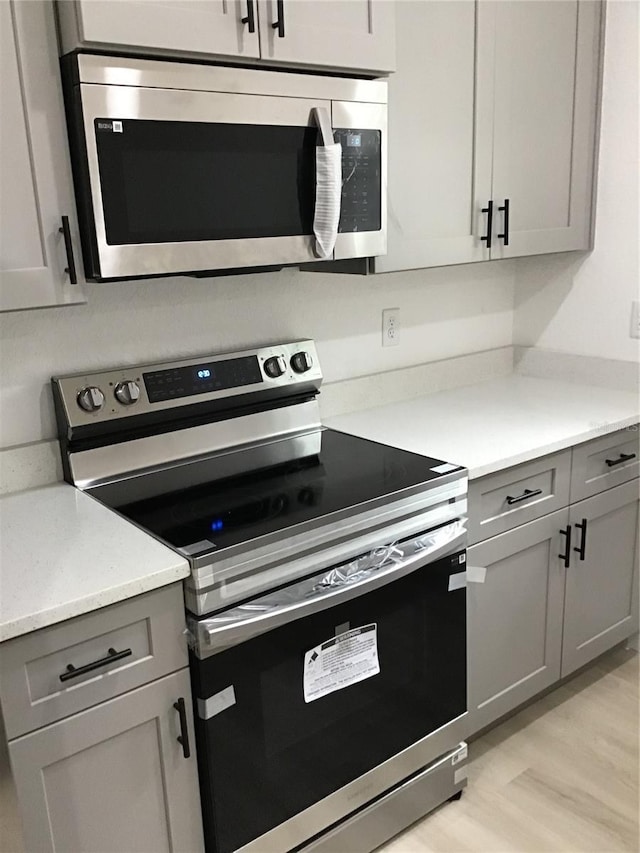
[467,509,568,734]
[561,479,640,677]
[8,668,204,853]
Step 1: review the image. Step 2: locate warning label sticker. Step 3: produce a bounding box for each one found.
[303,624,380,703]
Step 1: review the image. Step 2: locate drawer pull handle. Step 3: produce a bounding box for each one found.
[59,647,132,682]
[559,525,571,568]
[173,698,191,759]
[505,488,542,505]
[605,452,636,468]
[573,518,588,561]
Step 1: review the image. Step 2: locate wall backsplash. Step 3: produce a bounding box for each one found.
[0,262,515,448]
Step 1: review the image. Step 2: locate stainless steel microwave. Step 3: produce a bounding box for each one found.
[61,54,387,281]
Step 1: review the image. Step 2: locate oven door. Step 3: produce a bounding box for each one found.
[189,522,467,853]
[76,81,385,279]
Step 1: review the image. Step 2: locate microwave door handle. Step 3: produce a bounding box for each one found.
[312,107,342,260]
[197,522,466,655]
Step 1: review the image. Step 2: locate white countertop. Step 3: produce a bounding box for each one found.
[326,375,639,479]
[0,483,189,642]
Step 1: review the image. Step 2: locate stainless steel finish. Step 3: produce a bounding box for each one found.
[301,743,468,853]
[184,473,467,614]
[264,355,286,378]
[53,340,321,429]
[234,713,468,853]
[75,54,388,104]
[69,401,322,491]
[193,521,466,656]
[72,57,387,278]
[333,100,387,261]
[113,380,140,405]
[77,386,104,412]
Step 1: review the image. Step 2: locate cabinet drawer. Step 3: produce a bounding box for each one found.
[570,427,640,502]
[0,584,187,740]
[468,450,571,544]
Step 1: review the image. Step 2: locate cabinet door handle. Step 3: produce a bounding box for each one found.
[241,0,256,32]
[58,216,78,284]
[480,200,493,249]
[505,487,542,505]
[60,647,132,682]
[173,698,191,759]
[498,198,510,245]
[272,0,285,37]
[605,452,636,467]
[573,518,588,561]
[558,525,571,568]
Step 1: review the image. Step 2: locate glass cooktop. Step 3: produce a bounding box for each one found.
[112,429,463,557]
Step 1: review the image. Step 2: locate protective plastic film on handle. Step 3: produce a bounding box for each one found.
[193,519,466,656]
[312,107,342,260]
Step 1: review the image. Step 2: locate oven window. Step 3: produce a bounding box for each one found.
[191,551,466,853]
[94,119,316,244]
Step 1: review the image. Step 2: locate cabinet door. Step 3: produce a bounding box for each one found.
[0,1,85,312]
[488,0,602,258]
[256,0,395,73]
[467,510,568,735]
[69,0,260,58]
[8,669,204,853]
[562,480,639,677]
[374,0,492,272]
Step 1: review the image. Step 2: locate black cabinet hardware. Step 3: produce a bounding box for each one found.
[498,198,510,246]
[173,698,191,758]
[559,525,571,568]
[58,216,78,284]
[505,487,542,505]
[241,0,255,32]
[605,452,636,467]
[573,518,588,561]
[272,0,285,37]
[60,647,132,682]
[480,200,493,248]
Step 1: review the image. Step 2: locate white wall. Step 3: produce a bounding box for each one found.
[513,0,640,363]
[0,262,515,448]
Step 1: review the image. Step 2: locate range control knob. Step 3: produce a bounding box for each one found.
[114,380,141,406]
[290,351,313,374]
[263,356,287,379]
[77,386,105,413]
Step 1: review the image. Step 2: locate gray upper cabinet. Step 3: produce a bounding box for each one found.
[374,0,491,272]
[57,0,261,61]
[8,669,204,853]
[256,0,395,74]
[0,1,85,312]
[375,0,603,273]
[561,480,639,677]
[489,0,603,259]
[466,510,567,734]
[56,0,395,74]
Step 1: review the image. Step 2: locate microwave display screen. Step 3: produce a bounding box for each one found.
[95,119,317,245]
[143,355,262,403]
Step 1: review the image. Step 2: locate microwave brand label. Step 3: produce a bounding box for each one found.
[303,623,379,703]
[96,120,123,133]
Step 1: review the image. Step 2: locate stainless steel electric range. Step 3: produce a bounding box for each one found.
[52,340,469,853]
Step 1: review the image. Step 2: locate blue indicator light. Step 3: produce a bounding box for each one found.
[197,369,211,379]
[210,520,224,531]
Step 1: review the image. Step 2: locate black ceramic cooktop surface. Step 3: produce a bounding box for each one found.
[112,428,461,556]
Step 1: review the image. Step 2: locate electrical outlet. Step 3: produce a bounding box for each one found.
[631,301,640,339]
[382,308,400,347]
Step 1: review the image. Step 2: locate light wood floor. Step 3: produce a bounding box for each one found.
[381,647,639,853]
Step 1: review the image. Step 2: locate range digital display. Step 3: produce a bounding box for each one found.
[143,355,262,403]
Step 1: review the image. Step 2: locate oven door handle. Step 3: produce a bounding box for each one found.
[312,107,342,260]
[195,521,466,656]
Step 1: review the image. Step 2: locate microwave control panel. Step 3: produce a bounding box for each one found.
[334,129,381,234]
